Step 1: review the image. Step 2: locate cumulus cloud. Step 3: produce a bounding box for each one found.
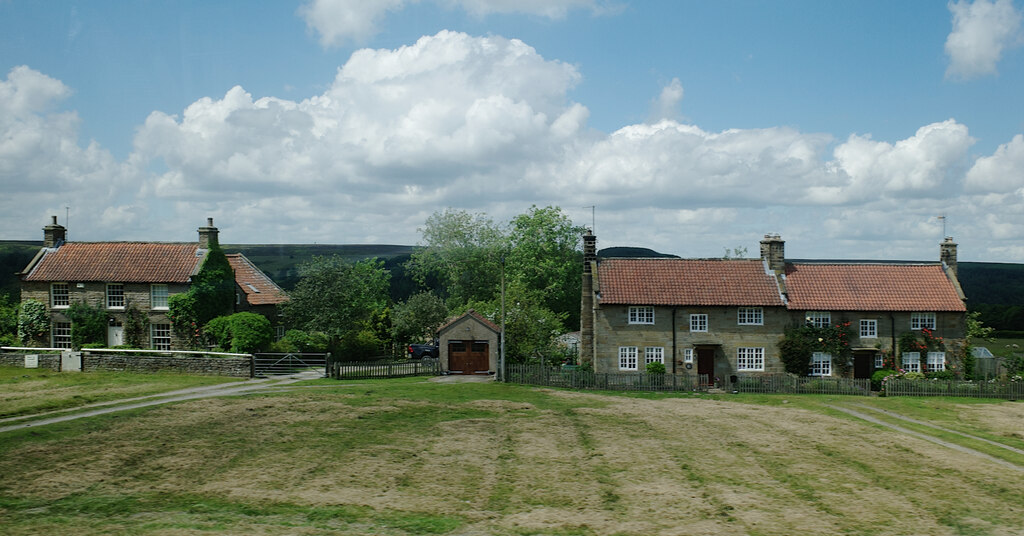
[649,78,683,122]
[945,0,1023,79]
[965,133,1024,192]
[298,0,612,46]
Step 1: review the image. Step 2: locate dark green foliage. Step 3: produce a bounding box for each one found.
[204,312,273,353]
[0,293,17,346]
[17,299,49,346]
[168,244,236,348]
[461,280,566,364]
[645,361,666,374]
[778,322,854,376]
[66,302,108,349]
[871,369,898,391]
[925,370,956,380]
[270,330,329,353]
[123,305,147,349]
[391,291,448,343]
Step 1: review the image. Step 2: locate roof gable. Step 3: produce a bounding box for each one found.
[597,258,785,306]
[226,254,289,306]
[784,263,966,312]
[438,309,501,334]
[22,243,203,284]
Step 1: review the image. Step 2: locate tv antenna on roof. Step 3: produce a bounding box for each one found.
[65,205,70,240]
[937,214,947,237]
[582,205,595,233]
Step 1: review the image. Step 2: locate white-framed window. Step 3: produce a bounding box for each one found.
[902,352,921,373]
[150,284,169,310]
[618,346,638,370]
[151,323,172,351]
[806,311,831,328]
[51,282,69,308]
[275,325,286,341]
[911,312,936,331]
[874,354,884,369]
[927,351,946,371]
[628,306,654,325]
[645,347,664,365]
[737,347,764,371]
[810,352,832,376]
[860,319,877,338]
[690,314,708,332]
[737,307,763,325]
[52,322,72,349]
[683,348,694,363]
[106,283,125,309]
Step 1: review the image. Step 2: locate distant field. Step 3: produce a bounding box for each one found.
[1,375,1022,535]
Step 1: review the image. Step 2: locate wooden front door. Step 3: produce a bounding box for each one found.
[449,341,490,374]
[853,352,874,379]
[697,348,715,381]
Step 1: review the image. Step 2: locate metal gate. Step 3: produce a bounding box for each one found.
[252,352,330,377]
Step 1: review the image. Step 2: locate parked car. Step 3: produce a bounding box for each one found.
[407,341,439,359]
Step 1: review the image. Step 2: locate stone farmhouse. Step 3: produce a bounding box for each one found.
[17,217,288,350]
[579,231,967,380]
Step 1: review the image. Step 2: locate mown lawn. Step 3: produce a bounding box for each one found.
[1,376,1023,535]
[0,366,243,419]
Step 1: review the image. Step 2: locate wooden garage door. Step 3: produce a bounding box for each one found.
[448,341,489,374]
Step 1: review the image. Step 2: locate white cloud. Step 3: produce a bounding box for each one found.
[945,0,1023,80]
[298,0,612,46]
[649,78,683,122]
[965,133,1024,192]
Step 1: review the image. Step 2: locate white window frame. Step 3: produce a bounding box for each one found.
[902,352,921,373]
[618,346,638,370]
[106,283,125,309]
[737,307,763,325]
[810,352,832,376]
[52,321,72,349]
[911,312,936,331]
[151,323,172,351]
[874,354,884,369]
[860,319,877,339]
[628,306,654,325]
[927,351,946,371]
[644,347,664,365]
[683,348,694,363]
[737,347,764,371]
[690,314,708,333]
[806,311,831,328]
[51,282,70,308]
[150,284,169,310]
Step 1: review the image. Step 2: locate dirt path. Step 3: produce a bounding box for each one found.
[826,404,1024,472]
[0,371,322,434]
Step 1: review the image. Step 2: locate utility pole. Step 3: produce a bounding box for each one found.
[500,255,506,382]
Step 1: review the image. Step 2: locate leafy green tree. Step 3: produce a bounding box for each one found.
[505,205,584,329]
[408,209,504,306]
[391,291,448,343]
[282,256,390,352]
[462,280,566,364]
[168,243,235,348]
[271,330,330,353]
[0,293,18,346]
[66,302,108,349]
[17,299,49,346]
[204,312,273,353]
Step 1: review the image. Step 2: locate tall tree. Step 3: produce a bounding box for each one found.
[391,291,448,344]
[408,209,505,306]
[282,256,390,349]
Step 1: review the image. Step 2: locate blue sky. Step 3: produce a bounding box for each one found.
[2,0,1024,262]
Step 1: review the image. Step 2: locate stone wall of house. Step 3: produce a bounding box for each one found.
[439,316,499,373]
[0,352,251,377]
[593,305,791,377]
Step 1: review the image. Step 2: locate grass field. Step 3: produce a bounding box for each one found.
[1,371,1023,535]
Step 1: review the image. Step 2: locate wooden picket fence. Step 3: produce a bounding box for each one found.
[506,364,709,392]
[883,378,1024,399]
[330,358,442,379]
[726,373,871,396]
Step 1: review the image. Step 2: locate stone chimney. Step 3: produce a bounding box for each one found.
[941,236,958,278]
[579,229,597,368]
[760,234,785,273]
[198,218,219,249]
[43,215,66,248]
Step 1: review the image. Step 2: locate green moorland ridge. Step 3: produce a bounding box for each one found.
[2,240,1023,331]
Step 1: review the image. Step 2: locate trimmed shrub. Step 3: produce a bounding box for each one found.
[204,312,273,353]
[645,361,666,374]
[871,369,898,391]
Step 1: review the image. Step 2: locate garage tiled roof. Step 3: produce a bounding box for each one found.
[22,243,203,283]
[226,254,289,306]
[439,309,501,333]
[784,263,966,312]
[598,258,785,306]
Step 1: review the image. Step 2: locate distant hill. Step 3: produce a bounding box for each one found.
[599,247,679,258]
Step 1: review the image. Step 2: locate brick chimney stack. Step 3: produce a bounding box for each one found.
[760,234,785,273]
[198,218,219,249]
[43,215,66,248]
[941,236,958,278]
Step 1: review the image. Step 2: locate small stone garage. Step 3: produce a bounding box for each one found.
[437,310,500,375]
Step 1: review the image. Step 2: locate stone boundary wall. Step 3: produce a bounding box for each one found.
[0,352,61,371]
[0,352,252,377]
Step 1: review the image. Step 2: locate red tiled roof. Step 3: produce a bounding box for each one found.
[598,258,785,306]
[22,243,202,283]
[438,309,501,334]
[784,263,965,312]
[226,254,289,306]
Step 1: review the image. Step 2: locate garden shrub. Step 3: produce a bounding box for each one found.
[645,361,666,374]
[204,312,272,353]
[66,302,107,349]
[926,370,956,381]
[17,299,49,346]
[871,369,898,391]
[903,371,925,380]
[270,330,330,353]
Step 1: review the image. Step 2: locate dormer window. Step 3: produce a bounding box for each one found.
[106,283,125,309]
